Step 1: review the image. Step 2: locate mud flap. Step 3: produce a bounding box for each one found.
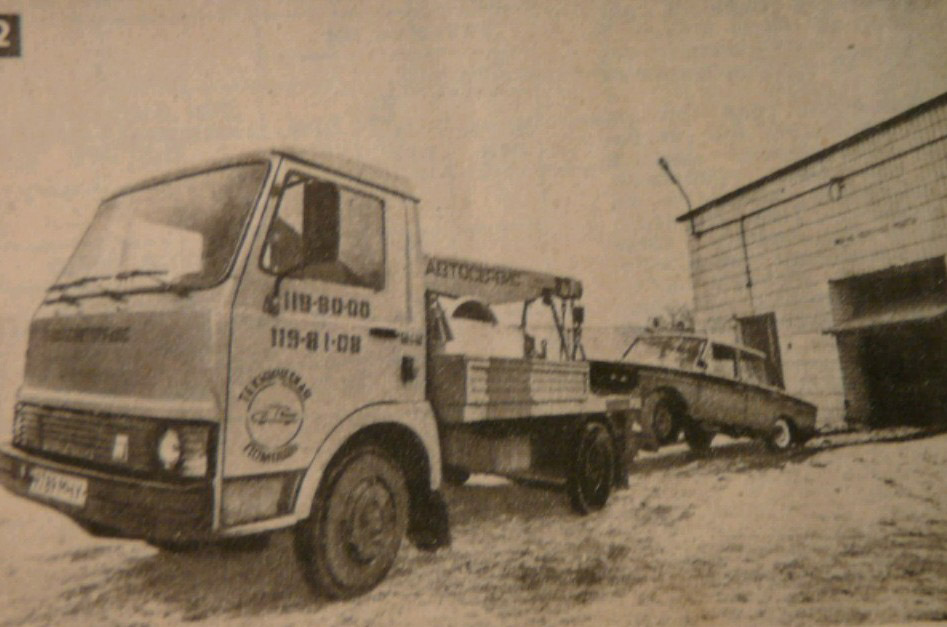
[613,409,642,490]
[408,489,451,551]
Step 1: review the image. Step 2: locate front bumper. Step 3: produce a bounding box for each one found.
[0,443,214,542]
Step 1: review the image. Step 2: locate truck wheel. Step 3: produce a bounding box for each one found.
[294,445,409,599]
[442,465,470,486]
[766,418,796,452]
[568,421,615,515]
[644,392,682,446]
[683,421,714,453]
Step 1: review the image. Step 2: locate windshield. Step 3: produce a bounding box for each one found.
[55,163,268,292]
[623,335,705,369]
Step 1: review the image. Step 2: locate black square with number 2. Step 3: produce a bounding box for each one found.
[0,15,20,58]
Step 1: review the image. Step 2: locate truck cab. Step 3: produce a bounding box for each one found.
[0,149,635,599]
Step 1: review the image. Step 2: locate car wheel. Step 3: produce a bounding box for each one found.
[294,445,409,599]
[766,417,796,452]
[644,392,683,445]
[683,421,714,453]
[568,421,615,515]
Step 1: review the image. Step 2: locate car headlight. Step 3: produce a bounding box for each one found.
[157,429,182,470]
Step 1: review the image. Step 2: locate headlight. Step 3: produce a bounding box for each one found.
[157,429,182,470]
[179,426,210,477]
[158,425,211,477]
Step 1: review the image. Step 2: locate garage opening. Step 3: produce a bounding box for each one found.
[826,257,947,427]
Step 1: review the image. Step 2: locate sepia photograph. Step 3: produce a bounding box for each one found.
[0,1,945,624]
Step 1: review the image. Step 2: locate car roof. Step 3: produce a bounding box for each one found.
[636,332,769,359]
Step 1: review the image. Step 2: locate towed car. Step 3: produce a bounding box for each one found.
[593,333,817,452]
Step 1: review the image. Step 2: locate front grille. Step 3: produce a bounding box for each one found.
[13,405,212,476]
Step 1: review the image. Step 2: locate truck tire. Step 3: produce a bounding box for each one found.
[683,421,714,453]
[294,445,409,599]
[644,392,683,446]
[568,421,615,515]
[766,417,796,452]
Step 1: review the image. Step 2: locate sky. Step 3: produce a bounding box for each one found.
[0,0,946,332]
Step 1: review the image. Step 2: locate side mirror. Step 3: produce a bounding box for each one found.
[573,305,585,325]
[303,180,341,264]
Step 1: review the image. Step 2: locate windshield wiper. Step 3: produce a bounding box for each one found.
[116,269,192,297]
[44,292,81,306]
[115,269,167,280]
[48,274,112,292]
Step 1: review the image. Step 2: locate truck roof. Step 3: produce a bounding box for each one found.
[105,148,417,202]
[425,254,583,304]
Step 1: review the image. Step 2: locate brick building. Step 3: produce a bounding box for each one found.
[678,92,947,429]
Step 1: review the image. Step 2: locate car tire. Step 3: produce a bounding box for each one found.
[294,445,409,599]
[568,421,615,515]
[766,417,796,452]
[643,392,683,446]
[683,421,714,453]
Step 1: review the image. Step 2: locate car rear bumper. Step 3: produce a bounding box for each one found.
[0,443,214,541]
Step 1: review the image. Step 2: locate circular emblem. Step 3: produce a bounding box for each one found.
[238,369,312,463]
[247,383,303,450]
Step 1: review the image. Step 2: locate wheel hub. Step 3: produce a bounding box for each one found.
[342,478,395,563]
[653,405,672,437]
[774,422,791,449]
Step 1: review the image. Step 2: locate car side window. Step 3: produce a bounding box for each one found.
[261,172,385,290]
[709,344,738,379]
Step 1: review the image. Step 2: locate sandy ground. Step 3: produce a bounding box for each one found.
[0,428,944,626]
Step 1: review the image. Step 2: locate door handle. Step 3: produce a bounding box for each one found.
[369,327,399,339]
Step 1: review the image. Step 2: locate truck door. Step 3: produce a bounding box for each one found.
[220,160,424,528]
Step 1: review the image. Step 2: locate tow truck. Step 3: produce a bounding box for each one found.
[0,149,639,598]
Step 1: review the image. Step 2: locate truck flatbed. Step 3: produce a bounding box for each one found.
[430,354,600,423]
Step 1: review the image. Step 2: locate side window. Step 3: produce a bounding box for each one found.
[261,172,385,290]
[709,344,737,379]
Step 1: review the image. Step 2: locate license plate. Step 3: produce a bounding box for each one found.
[28,467,88,507]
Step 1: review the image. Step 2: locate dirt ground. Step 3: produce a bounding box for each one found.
[0,428,944,626]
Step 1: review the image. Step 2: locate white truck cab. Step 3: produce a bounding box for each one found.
[0,149,637,598]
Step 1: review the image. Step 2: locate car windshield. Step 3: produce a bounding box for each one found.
[624,335,704,369]
[54,163,268,292]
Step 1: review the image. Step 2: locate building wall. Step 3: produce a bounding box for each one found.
[684,97,947,428]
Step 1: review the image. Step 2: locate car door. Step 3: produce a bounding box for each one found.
[738,350,779,431]
[221,159,424,520]
[697,342,748,429]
